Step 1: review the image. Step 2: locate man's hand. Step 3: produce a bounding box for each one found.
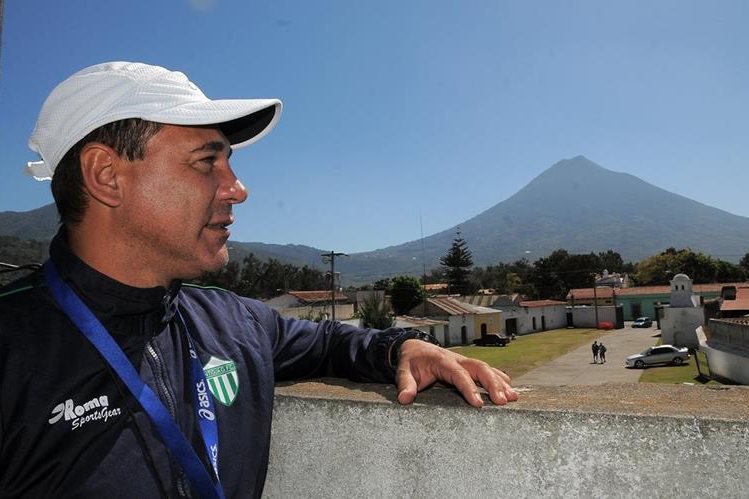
[395,339,518,408]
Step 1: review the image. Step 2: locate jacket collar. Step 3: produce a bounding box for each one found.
[49,227,181,329]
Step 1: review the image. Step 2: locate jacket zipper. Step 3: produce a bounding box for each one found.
[146,339,192,497]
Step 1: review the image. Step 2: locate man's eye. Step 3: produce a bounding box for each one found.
[197,157,215,169]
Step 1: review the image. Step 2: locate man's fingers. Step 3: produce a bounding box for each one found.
[465,361,518,406]
[441,367,485,408]
[396,365,419,405]
[493,367,513,385]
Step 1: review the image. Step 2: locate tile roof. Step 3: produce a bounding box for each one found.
[458,294,524,308]
[714,317,749,326]
[287,290,349,303]
[567,282,749,300]
[396,316,449,327]
[566,287,616,300]
[721,287,749,312]
[425,296,498,316]
[520,300,568,308]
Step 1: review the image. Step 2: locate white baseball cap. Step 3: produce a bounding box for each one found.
[26,61,282,180]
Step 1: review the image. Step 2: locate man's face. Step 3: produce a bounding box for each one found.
[114,124,247,284]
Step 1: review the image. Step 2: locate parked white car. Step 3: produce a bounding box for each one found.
[625,345,690,368]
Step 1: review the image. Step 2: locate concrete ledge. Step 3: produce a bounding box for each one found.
[265,380,749,498]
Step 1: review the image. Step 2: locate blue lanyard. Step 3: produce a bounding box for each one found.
[179,311,222,484]
[43,260,225,499]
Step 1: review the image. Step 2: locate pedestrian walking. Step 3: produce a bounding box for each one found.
[592,341,599,364]
[599,342,607,363]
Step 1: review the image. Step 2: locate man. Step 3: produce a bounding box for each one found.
[0,62,517,498]
[592,341,599,364]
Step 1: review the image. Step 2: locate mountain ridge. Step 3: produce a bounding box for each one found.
[3,156,748,284]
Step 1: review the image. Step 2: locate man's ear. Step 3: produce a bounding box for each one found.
[79,143,121,208]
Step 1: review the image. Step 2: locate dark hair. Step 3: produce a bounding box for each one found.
[51,118,163,226]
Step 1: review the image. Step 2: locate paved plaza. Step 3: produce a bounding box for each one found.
[513,324,662,386]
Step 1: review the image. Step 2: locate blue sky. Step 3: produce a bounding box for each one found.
[1,1,748,254]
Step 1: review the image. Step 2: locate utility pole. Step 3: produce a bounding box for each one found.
[591,273,599,329]
[321,251,347,321]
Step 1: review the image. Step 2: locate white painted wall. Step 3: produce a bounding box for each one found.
[498,305,567,335]
[524,306,567,332]
[273,304,355,320]
[570,306,619,328]
[701,343,749,384]
[448,315,474,345]
[661,307,704,347]
[699,321,749,384]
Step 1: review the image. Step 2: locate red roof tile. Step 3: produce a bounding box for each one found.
[721,287,749,312]
[425,297,497,316]
[288,290,348,303]
[520,300,567,308]
[567,282,749,300]
[397,315,449,326]
[566,287,616,300]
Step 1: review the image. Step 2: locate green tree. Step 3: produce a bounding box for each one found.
[195,260,241,290]
[373,278,392,291]
[634,248,744,285]
[359,291,395,329]
[440,229,474,295]
[389,275,426,315]
[597,250,625,273]
[236,253,267,298]
[294,265,327,291]
[739,253,749,275]
[558,253,601,291]
[531,249,569,299]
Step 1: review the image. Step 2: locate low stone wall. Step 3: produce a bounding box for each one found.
[264,380,749,498]
[702,319,749,384]
[708,318,749,350]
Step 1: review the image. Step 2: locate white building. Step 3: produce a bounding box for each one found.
[660,274,704,348]
[264,290,353,320]
[496,300,568,336]
[407,296,501,347]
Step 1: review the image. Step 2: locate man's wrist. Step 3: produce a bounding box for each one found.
[388,329,441,369]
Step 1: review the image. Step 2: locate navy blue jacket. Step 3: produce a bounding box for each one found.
[0,233,402,498]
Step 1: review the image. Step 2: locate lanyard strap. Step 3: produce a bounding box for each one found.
[178,311,222,481]
[43,261,225,499]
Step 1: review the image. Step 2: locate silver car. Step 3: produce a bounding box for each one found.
[625,345,690,368]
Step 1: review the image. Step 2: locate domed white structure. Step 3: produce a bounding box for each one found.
[670,273,698,308]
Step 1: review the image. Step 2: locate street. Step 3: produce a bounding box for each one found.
[513,323,661,386]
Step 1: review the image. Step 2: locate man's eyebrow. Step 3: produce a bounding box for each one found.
[190,141,233,158]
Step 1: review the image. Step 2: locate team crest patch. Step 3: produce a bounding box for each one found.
[203,356,239,406]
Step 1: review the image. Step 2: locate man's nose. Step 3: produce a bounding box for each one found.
[218,167,249,204]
